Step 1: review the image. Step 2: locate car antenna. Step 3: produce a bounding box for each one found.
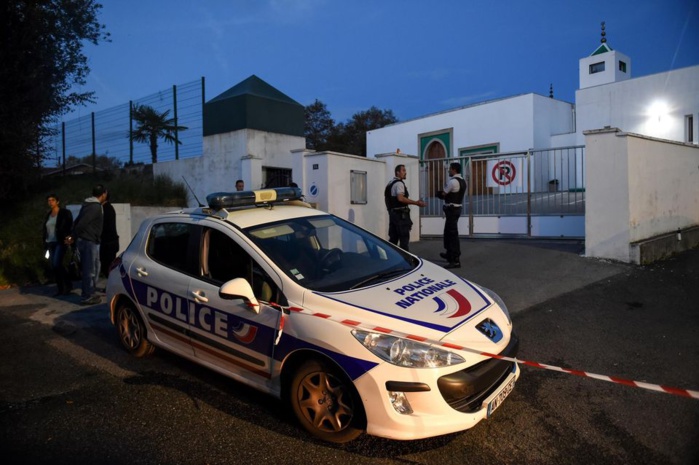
[182,176,204,207]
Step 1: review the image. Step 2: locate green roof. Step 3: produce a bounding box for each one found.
[204,75,304,137]
[591,43,613,56]
[208,75,302,105]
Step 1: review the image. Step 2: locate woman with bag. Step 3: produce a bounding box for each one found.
[43,194,73,296]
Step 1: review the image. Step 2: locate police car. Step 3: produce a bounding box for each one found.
[106,187,519,443]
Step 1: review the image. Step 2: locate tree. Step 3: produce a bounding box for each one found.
[0,0,109,205]
[339,106,398,157]
[303,101,399,157]
[130,104,188,164]
[304,99,335,151]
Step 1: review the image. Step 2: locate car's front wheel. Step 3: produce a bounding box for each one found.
[289,359,365,443]
[116,302,154,357]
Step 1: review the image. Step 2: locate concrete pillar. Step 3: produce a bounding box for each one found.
[291,148,314,196]
[241,154,263,189]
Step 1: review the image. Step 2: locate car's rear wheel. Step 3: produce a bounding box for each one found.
[116,302,154,357]
[289,359,365,443]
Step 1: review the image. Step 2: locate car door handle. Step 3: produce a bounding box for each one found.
[191,290,208,303]
[136,266,148,276]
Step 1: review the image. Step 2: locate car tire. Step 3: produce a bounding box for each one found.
[289,358,365,443]
[116,302,155,358]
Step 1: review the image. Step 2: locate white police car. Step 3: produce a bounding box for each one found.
[107,187,519,443]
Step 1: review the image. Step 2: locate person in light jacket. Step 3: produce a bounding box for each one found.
[43,194,73,296]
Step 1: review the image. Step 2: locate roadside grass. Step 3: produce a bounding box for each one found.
[0,172,187,288]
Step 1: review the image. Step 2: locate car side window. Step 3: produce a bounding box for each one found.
[147,222,194,273]
[203,227,250,283]
[202,227,287,305]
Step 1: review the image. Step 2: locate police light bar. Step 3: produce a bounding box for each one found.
[206,187,302,210]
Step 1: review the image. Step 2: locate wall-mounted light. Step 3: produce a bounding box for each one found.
[645,100,672,135]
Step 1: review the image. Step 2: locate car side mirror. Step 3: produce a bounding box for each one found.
[219,278,260,314]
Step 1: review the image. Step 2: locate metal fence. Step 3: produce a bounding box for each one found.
[46,78,204,168]
[419,146,586,237]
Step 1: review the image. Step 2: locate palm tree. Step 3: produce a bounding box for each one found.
[130,104,188,164]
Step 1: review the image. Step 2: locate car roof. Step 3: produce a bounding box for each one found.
[159,203,327,230]
[149,188,329,229]
[218,204,327,229]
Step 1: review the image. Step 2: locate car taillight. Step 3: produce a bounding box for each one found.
[108,256,122,274]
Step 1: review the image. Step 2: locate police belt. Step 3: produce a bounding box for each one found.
[391,206,410,212]
[444,204,462,208]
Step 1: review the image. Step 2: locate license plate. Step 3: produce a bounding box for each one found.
[486,377,515,418]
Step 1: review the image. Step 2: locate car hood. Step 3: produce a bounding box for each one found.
[306,259,502,341]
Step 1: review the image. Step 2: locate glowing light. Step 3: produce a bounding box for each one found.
[645,100,672,135]
[647,101,669,122]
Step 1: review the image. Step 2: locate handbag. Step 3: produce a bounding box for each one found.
[68,246,81,281]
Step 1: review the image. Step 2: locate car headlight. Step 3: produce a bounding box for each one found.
[352,330,465,368]
[481,286,511,325]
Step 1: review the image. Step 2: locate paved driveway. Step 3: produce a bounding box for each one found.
[1,240,697,464]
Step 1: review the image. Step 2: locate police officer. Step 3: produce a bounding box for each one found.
[437,162,466,268]
[386,164,426,251]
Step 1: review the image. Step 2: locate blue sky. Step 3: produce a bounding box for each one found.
[68,0,699,123]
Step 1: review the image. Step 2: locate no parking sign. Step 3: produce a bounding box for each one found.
[491,160,516,186]
[487,158,524,192]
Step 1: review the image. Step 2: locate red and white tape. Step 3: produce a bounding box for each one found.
[274,304,699,400]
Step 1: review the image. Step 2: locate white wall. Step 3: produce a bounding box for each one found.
[367,94,576,158]
[368,66,699,159]
[297,150,422,243]
[114,153,424,250]
[579,49,632,89]
[532,95,577,146]
[575,65,699,145]
[626,136,699,241]
[584,128,699,263]
[301,151,382,236]
[154,129,305,207]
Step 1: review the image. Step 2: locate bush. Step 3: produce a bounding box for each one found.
[0,171,187,287]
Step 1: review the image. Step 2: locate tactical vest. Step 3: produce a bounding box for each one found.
[445,176,466,204]
[385,179,408,210]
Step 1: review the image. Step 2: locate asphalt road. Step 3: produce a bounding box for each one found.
[1,240,697,465]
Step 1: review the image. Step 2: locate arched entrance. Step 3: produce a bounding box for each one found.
[425,141,446,196]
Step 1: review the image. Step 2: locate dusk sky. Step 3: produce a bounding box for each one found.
[67,0,699,124]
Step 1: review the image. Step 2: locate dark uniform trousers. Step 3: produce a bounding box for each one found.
[388,208,412,251]
[443,205,461,262]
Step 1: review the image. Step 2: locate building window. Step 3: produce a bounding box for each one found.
[263,167,292,188]
[350,170,367,204]
[589,62,605,74]
[687,115,695,143]
[618,60,627,73]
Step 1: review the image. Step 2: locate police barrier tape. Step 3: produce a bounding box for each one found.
[270,304,699,400]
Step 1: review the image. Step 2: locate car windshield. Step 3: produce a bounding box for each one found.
[244,214,418,292]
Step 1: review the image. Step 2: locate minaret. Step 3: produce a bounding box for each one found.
[579,22,631,89]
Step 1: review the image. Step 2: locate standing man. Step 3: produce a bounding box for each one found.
[66,184,108,305]
[100,191,119,278]
[385,164,426,251]
[437,162,466,268]
[235,179,245,191]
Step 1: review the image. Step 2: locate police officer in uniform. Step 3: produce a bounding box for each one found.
[437,162,466,268]
[386,164,426,251]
